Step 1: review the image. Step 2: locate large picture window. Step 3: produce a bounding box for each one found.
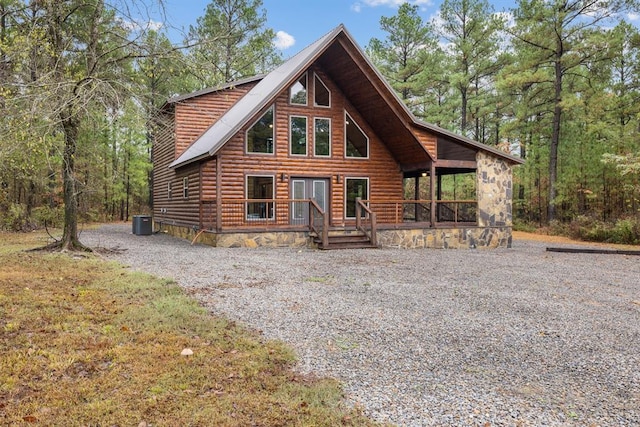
[246,106,274,154]
[290,116,307,155]
[289,73,307,105]
[345,112,368,158]
[345,177,368,218]
[246,175,274,220]
[314,74,330,107]
[314,118,330,157]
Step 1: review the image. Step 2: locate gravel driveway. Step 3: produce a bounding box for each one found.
[83,224,640,426]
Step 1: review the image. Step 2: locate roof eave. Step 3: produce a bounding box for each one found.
[413,119,525,165]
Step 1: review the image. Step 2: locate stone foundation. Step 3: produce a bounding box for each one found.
[157,221,511,249]
[155,221,311,248]
[377,226,512,249]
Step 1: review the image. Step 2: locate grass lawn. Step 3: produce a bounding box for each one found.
[0,231,377,426]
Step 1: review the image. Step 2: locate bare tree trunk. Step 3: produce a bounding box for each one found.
[60,113,84,250]
[548,50,563,222]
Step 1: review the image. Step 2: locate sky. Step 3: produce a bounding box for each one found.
[158,0,516,56]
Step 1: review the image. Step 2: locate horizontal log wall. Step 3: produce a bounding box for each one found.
[214,65,404,227]
[174,82,257,156]
[157,62,450,230]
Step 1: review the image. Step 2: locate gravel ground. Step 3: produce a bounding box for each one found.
[83,224,640,426]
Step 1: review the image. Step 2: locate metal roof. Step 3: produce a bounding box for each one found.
[169,26,344,169]
[168,24,523,169]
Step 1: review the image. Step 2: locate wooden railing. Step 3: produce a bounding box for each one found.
[200,198,477,233]
[355,197,377,247]
[309,199,328,248]
[201,199,311,231]
[366,200,477,226]
[435,200,476,224]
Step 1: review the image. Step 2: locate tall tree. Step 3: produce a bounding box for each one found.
[0,0,162,248]
[367,2,437,107]
[507,0,637,222]
[187,0,280,86]
[437,0,506,139]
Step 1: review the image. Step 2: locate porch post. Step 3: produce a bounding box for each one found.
[216,155,222,232]
[414,176,419,221]
[430,162,436,226]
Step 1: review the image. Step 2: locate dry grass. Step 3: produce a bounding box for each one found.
[0,231,378,426]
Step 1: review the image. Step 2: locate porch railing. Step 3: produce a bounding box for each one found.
[200,198,477,232]
[365,200,477,226]
[200,199,312,231]
[355,198,377,246]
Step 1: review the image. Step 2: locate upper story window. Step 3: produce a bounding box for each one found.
[314,118,330,157]
[289,73,307,105]
[246,106,274,154]
[314,74,330,107]
[345,112,368,158]
[290,116,307,155]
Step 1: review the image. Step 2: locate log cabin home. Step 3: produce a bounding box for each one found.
[152,24,524,249]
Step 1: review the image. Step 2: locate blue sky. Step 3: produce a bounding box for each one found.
[160,0,516,56]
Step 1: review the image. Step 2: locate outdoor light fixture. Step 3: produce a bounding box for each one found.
[281,173,287,182]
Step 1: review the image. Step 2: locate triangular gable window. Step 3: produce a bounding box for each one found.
[314,73,330,107]
[289,73,307,105]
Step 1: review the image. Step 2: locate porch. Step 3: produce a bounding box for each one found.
[191,197,510,249]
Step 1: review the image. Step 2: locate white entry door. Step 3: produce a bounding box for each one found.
[291,178,329,225]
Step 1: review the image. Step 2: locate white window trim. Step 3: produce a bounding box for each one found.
[344,176,369,219]
[167,181,172,200]
[314,117,331,157]
[344,111,369,159]
[245,105,275,155]
[289,72,308,106]
[313,72,331,108]
[245,174,275,221]
[182,177,188,199]
[289,115,308,156]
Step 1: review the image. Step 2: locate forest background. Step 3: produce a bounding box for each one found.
[1,0,639,245]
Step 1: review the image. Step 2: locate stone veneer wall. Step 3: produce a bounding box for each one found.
[155,221,311,248]
[376,226,511,249]
[476,151,513,228]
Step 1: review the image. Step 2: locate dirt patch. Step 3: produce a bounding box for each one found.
[513,230,639,250]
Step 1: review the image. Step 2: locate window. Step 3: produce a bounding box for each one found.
[345,112,368,158]
[290,116,307,155]
[182,177,188,198]
[345,178,368,218]
[167,182,172,199]
[289,73,307,105]
[314,118,330,157]
[247,106,274,154]
[314,74,330,107]
[246,175,274,220]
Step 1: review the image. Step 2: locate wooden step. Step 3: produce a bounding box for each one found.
[314,232,377,250]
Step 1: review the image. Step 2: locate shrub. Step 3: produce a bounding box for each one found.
[0,203,30,231]
[31,205,64,229]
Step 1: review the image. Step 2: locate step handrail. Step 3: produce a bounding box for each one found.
[309,199,329,248]
[355,198,377,247]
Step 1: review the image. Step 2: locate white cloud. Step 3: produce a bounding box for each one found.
[274,30,295,50]
[627,11,640,21]
[351,2,362,12]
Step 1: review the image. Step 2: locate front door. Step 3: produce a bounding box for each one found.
[291,178,329,225]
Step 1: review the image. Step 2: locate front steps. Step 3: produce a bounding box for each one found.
[314,230,377,250]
